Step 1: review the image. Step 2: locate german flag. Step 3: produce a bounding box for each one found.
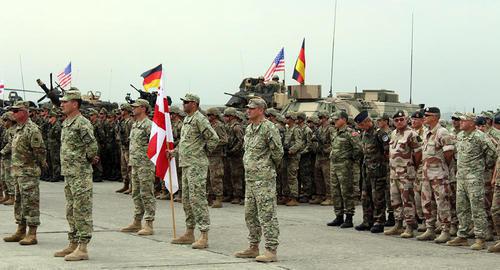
[292,38,306,84]
[141,64,162,92]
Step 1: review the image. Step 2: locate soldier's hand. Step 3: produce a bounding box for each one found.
[166,149,174,160]
[92,156,100,165]
[42,161,49,170]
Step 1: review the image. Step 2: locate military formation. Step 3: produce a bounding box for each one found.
[0,87,499,263]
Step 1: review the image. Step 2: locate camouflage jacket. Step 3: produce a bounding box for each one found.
[209,119,228,157]
[284,125,303,156]
[313,124,333,159]
[361,126,389,170]
[0,125,16,160]
[329,125,361,162]
[299,124,313,154]
[389,126,422,171]
[11,120,46,177]
[179,110,219,167]
[456,129,497,181]
[119,117,133,148]
[422,124,454,177]
[172,118,183,147]
[129,117,153,167]
[243,119,283,181]
[61,114,98,176]
[47,120,62,147]
[226,119,244,156]
[95,119,108,146]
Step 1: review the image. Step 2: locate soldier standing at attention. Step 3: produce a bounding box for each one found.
[326,111,361,228]
[55,89,99,261]
[283,112,303,206]
[0,112,16,205]
[3,101,46,246]
[296,112,314,203]
[354,111,389,233]
[206,107,228,208]
[410,110,427,231]
[446,113,497,250]
[312,111,333,206]
[488,144,500,252]
[170,93,219,249]
[223,107,245,204]
[47,110,62,182]
[376,114,395,226]
[115,104,133,193]
[234,98,283,263]
[89,109,104,182]
[416,107,455,244]
[170,106,184,202]
[265,109,286,204]
[120,99,157,236]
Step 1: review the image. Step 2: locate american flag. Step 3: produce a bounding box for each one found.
[263,47,285,81]
[57,62,72,89]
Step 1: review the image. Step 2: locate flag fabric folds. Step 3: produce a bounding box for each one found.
[147,67,179,194]
[292,39,306,84]
[0,80,4,95]
[263,47,285,81]
[141,64,162,92]
[57,62,72,89]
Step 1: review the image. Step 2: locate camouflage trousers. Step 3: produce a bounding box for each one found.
[245,178,280,251]
[314,157,330,197]
[384,164,392,214]
[1,159,15,195]
[492,183,500,236]
[298,153,314,197]
[390,176,416,225]
[330,160,355,216]
[362,165,387,225]
[275,159,287,197]
[414,166,424,220]
[228,155,244,198]
[207,156,224,197]
[14,176,40,226]
[285,155,300,198]
[120,147,131,185]
[182,165,210,232]
[422,175,452,232]
[64,174,93,244]
[484,169,495,232]
[48,145,61,180]
[131,165,156,221]
[223,156,232,197]
[456,178,488,239]
[449,181,458,226]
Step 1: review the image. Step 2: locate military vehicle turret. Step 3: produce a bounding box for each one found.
[224,77,288,110]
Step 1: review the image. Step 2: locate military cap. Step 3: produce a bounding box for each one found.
[331,110,348,120]
[120,103,132,112]
[424,107,440,114]
[88,108,98,115]
[411,110,424,119]
[266,108,279,117]
[494,113,500,124]
[180,93,200,104]
[393,110,406,119]
[41,103,52,110]
[1,111,15,121]
[297,112,307,120]
[131,98,150,109]
[354,110,369,124]
[317,110,329,118]
[307,115,319,124]
[170,106,181,114]
[246,98,267,109]
[206,107,220,115]
[475,116,486,126]
[480,111,494,119]
[285,111,298,120]
[224,107,238,117]
[236,111,246,121]
[99,107,108,114]
[459,112,476,121]
[272,75,279,80]
[451,112,462,120]
[61,88,82,101]
[9,101,30,110]
[114,109,121,115]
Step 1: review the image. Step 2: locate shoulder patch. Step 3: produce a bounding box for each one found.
[382,134,389,142]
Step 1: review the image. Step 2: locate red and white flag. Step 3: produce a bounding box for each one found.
[0,80,4,95]
[147,70,179,194]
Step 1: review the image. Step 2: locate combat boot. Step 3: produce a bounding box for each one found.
[449,224,458,236]
[277,196,288,205]
[400,225,414,238]
[223,196,232,202]
[446,237,469,246]
[120,219,142,233]
[434,231,450,244]
[123,187,132,195]
[171,228,195,244]
[212,196,223,208]
[192,231,208,249]
[340,214,353,228]
[115,182,129,193]
[19,226,38,245]
[384,212,395,227]
[157,191,168,200]
[298,196,309,203]
[320,198,334,206]
[234,244,259,258]
[54,242,78,257]
[416,228,436,241]
[487,241,500,253]
[255,249,277,263]
[354,222,372,231]
[470,238,486,250]
[370,224,384,234]
[327,215,344,227]
[485,229,494,241]
[309,196,323,204]
[65,243,89,261]
[286,198,299,206]
[137,220,154,236]
[231,197,241,204]
[0,193,8,204]
[3,224,26,242]
[0,188,4,201]
[3,195,14,205]
[384,220,404,236]
[174,193,182,202]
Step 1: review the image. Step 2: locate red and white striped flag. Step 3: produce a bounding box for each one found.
[147,70,179,194]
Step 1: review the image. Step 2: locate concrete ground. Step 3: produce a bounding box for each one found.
[0,181,498,270]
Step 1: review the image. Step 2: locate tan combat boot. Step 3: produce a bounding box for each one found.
[19,226,38,245]
[309,196,323,204]
[123,187,132,195]
[3,224,27,242]
[449,224,458,236]
[234,244,259,258]
[446,236,469,246]
[384,220,403,236]
[115,182,129,193]
[255,249,278,263]
[192,231,208,249]
[120,219,142,233]
[171,228,195,244]
[212,196,223,208]
[416,228,436,241]
[65,243,89,261]
[54,242,78,257]
[434,231,451,244]
[286,198,299,206]
[470,238,486,250]
[488,241,500,253]
[400,225,414,238]
[0,193,8,204]
[320,198,334,206]
[3,195,14,206]
[137,220,154,236]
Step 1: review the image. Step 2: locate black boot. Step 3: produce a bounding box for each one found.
[384,212,395,227]
[340,214,353,228]
[355,222,372,231]
[370,224,385,233]
[327,215,344,227]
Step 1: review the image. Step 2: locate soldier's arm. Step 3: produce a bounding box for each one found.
[82,122,99,161]
[30,128,47,168]
[229,125,244,153]
[289,128,304,154]
[409,132,423,167]
[269,124,284,168]
[483,136,498,168]
[350,132,362,160]
[440,130,455,166]
[199,117,219,153]
[216,125,228,147]
[0,132,12,156]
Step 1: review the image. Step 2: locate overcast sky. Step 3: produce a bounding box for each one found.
[0,0,498,112]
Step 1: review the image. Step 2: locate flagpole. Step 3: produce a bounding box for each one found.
[19,55,26,100]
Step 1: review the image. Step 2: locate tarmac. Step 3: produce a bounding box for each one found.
[0,181,498,270]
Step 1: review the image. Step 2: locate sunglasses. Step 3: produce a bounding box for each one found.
[11,109,20,113]
[394,117,406,123]
[183,101,193,105]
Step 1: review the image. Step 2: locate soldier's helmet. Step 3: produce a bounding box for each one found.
[285,111,298,120]
[317,110,329,119]
[272,75,279,81]
[258,76,265,81]
[296,112,307,121]
[170,106,181,115]
[266,108,279,117]
[307,115,319,124]
[206,107,220,116]
[223,107,238,117]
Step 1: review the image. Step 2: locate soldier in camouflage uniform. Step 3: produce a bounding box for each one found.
[89,109,104,182]
[170,106,184,202]
[116,104,133,193]
[97,108,112,180]
[265,108,287,203]
[296,112,314,203]
[38,105,51,181]
[311,111,333,205]
[223,107,245,204]
[447,112,497,250]
[120,99,157,236]
[327,111,361,228]
[354,111,389,233]
[283,112,303,206]
[489,143,500,252]
[0,112,16,205]
[171,93,219,249]
[206,107,228,208]
[411,110,428,231]
[376,114,395,226]
[47,110,62,182]
[3,101,46,246]
[234,98,283,263]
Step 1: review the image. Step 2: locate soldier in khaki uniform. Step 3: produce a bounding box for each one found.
[296,112,314,203]
[411,110,427,232]
[170,106,184,202]
[206,107,228,208]
[283,112,303,206]
[223,107,245,204]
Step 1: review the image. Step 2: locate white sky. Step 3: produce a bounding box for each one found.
[0,0,499,112]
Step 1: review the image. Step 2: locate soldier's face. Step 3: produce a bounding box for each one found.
[452,119,460,129]
[393,117,407,130]
[183,101,195,113]
[334,118,346,128]
[246,107,262,121]
[460,120,474,131]
[60,100,77,115]
[477,125,486,132]
[411,118,423,129]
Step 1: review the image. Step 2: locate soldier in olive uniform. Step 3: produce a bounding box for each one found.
[0,112,16,205]
[312,111,333,205]
[265,108,287,203]
[283,112,303,206]
[206,107,228,208]
[47,110,62,182]
[89,109,104,182]
[296,112,314,203]
[171,106,184,202]
[223,107,245,204]
[116,104,133,193]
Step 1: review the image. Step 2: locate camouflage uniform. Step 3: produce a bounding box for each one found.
[207,116,228,198]
[243,118,283,251]
[313,123,332,200]
[492,145,500,237]
[172,115,183,195]
[91,117,105,181]
[1,124,16,197]
[298,121,314,199]
[179,109,219,232]
[12,119,46,227]
[284,120,303,199]
[118,116,133,187]
[47,118,62,181]
[129,117,156,221]
[413,126,426,220]
[483,127,499,234]
[226,117,245,200]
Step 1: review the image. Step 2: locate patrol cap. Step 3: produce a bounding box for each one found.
[475,116,486,126]
[307,115,319,124]
[459,112,476,121]
[296,112,307,120]
[266,108,279,117]
[236,111,246,121]
[411,110,424,119]
[317,110,329,118]
[354,110,369,124]
[180,93,200,104]
[393,110,406,119]
[285,111,298,120]
[131,99,150,109]
[223,107,238,117]
[246,98,267,109]
[331,110,348,120]
[61,87,82,101]
[88,108,98,115]
[120,103,132,112]
[99,107,108,115]
[424,107,440,115]
[451,112,462,121]
[170,106,181,114]
[206,107,220,115]
[9,101,30,110]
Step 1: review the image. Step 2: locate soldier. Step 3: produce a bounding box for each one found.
[0,112,16,205]
[326,111,361,228]
[354,111,389,233]
[489,144,500,252]
[47,110,62,182]
[417,107,455,243]
[266,75,286,93]
[283,112,303,206]
[446,112,497,250]
[116,104,133,193]
[265,108,286,202]
[97,108,112,180]
[89,109,104,182]
[384,110,422,238]
[223,107,245,204]
[170,106,184,202]
[296,112,314,203]
[106,110,121,180]
[376,114,395,226]
[206,107,228,208]
[411,110,427,231]
[120,99,157,236]
[53,89,99,261]
[448,112,462,236]
[3,101,46,246]
[170,93,219,249]
[312,111,333,205]
[234,98,283,263]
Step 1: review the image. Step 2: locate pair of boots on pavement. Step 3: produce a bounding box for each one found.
[54,242,90,261]
[327,214,353,228]
[234,244,278,263]
[3,224,38,245]
[120,219,154,235]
